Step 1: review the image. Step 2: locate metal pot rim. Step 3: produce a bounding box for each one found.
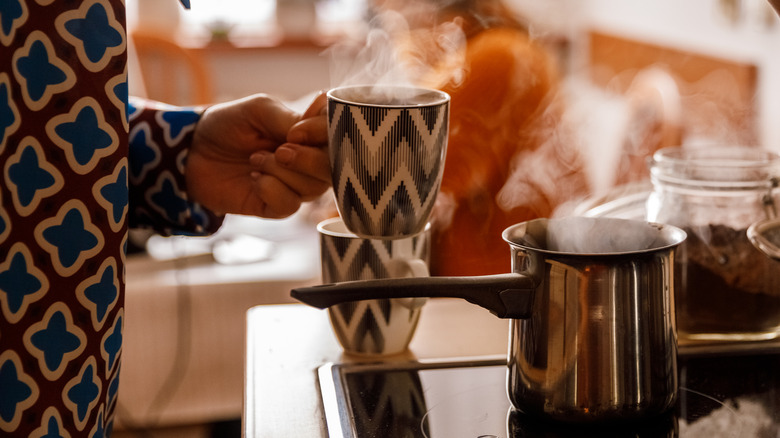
[502,217,686,257]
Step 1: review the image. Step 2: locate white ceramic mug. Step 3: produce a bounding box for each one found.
[327,85,449,238]
[318,217,430,356]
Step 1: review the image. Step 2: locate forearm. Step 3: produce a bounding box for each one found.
[127,97,224,235]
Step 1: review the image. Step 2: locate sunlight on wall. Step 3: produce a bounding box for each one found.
[127,0,367,41]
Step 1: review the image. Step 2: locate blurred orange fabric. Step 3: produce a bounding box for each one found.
[428,27,589,276]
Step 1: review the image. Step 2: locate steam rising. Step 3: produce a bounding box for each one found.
[326,7,467,94]
[545,217,662,254]
[322,2,755,232]
[323,3,592,227]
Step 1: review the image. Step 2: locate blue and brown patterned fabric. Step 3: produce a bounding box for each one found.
[0,1,221,436]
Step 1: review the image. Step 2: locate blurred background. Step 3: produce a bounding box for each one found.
[125,0,780,150]
[117,0,780,437]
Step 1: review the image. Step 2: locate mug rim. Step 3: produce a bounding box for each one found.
[318,217,431,240]
[327,84,450,108]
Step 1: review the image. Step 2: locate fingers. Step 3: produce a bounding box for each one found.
[288,91,328,145]
[301,91,327,119]
[249,146,331,201]
[250,173,302,219]
[276,143,331,183]
[287,114,328,145]
[194,93,299,159]
[250,143,330,184]
[190,92,331,220]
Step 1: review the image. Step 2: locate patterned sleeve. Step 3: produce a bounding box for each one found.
[127,97,224,236]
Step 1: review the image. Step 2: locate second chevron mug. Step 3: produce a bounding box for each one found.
[326,85,450,238]
[318,217,431,356]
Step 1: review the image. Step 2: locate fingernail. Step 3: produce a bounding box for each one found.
[276,146,295,165]
[250,171,261,180]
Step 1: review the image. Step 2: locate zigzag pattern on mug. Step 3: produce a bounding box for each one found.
[330,299,422,354]
[321,227,429,291]
[347,301,390,352]
[320,220,429,354]
[340,179,432,236]
[330,104,447,235]
[330,104,447,203]
[322,239,393,320]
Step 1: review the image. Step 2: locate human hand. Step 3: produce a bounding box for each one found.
[247,92,331,217]
[187,92,330,219]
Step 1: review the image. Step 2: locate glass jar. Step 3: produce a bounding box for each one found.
[647,146,780,343]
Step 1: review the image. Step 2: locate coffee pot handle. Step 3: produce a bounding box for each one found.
[290,273,536,319]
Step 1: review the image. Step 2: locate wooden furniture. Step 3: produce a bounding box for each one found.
[114,215,320,432]
[185,39,332,103]
[131,31,214,106]
[588,30,759,145]
[243,299,510,437]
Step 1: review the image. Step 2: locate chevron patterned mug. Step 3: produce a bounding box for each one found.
[327,85,450,238]
[318,217,430,356]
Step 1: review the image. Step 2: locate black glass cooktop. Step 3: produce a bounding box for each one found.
[318,348,780,438]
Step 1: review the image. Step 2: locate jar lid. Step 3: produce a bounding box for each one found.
[650,146,780,191]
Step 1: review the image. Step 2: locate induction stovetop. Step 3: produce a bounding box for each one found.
[318,349,780,438]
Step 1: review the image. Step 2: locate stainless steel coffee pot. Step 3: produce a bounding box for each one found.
[292,217,686,423]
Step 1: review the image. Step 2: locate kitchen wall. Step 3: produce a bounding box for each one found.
[510,0,780,151]
[128,1,780,150]
[127,0,358,107]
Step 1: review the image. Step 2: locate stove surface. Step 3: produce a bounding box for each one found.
[319,350,780,437]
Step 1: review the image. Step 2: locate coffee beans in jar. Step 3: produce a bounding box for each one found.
[647,146,780,343]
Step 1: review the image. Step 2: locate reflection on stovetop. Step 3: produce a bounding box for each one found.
[677,353,780,437]
[320,350,780,438]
